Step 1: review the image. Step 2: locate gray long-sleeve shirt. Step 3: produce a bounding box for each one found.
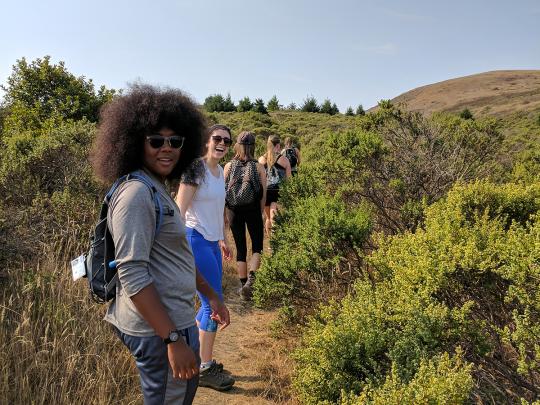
[104,169,196,336]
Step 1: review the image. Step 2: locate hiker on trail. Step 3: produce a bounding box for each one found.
[258,135,292,236]
[176,124,236,391]
[223,131,267,300]
[90,84,230,405]
[281,136,301,176]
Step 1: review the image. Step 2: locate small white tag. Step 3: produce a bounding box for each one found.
[71,255,87,281]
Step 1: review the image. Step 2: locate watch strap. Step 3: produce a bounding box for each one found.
[164,329,181,345]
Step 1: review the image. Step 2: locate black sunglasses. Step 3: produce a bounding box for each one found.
[146,135,185,149]
[211,135,232,146]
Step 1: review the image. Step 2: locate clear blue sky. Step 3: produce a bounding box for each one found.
[1,0,539,111]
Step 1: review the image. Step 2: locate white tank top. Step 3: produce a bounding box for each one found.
[185,163,225,241]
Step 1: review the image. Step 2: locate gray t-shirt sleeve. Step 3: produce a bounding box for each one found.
[108,181,156,297]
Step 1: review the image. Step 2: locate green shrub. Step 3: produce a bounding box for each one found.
[293,181,540,404]
[342,352,473,405]
[0,120,101,260]
[459,108,473,120]
[0,119,99,205]
[254,193,372,319]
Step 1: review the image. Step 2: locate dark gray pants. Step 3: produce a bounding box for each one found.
[115,325,200,404]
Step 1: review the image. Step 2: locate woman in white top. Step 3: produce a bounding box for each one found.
[176,124,235,391]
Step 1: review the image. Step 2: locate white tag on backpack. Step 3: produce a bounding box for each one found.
[71,255,87,281]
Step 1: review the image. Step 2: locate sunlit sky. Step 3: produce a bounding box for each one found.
[1,0,539,111]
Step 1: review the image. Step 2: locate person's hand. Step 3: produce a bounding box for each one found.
[167,340,199,380]
[209,297,231,330]
[219,239,232,261]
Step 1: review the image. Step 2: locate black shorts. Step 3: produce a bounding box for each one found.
[265,189,279,206]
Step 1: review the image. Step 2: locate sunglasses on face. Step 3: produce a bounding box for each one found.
[146,134,185,149]
[211,135,232,146]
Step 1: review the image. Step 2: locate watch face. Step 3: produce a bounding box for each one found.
[169,331,180,342]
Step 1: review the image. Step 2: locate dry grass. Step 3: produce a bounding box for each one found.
[1,225,295,404]
[0,245,142,404]
[369,70,540,117]
[255,338,295,404]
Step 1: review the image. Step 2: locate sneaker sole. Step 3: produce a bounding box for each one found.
[199,381,235,391]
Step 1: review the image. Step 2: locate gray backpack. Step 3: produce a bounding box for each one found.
[225,160,262,208]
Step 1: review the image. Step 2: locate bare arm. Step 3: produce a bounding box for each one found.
[220,209,232,260]
[257,162,267,213]
[176,183,198,218]
[278,155,292,179]
[196,269,230,330]
[223,162,231,180]
[130,285,198,380]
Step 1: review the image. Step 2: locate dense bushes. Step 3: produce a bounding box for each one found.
[340,352,474,405]
[0,120,101,267]
[293,181,540,404]
[254,185,372,320]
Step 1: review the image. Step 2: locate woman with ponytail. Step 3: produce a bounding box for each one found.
[258,135,291,236]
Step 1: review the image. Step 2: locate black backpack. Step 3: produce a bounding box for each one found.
[85,172,163,303]
[225,160,262,208]
[282,147,298,168]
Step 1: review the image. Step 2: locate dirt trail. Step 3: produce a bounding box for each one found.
[194,271,285,405]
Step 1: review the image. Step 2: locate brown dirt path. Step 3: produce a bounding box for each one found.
[193,270,290,405]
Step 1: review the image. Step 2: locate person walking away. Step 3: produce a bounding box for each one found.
[90,84,230,405]
[281,137,301,176]
[223,131,267,300]
[258,135,291,236]
[176,124,235,391]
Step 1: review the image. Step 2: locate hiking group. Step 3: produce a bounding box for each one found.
[88,84,299,404]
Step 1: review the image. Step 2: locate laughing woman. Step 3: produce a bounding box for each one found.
[176,124,235,391]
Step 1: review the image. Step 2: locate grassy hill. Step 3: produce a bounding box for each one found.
[372,70,540,117]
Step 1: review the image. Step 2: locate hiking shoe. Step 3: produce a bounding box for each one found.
[240,272,256,300]
[199,362,235,391]
[213,360,224,373]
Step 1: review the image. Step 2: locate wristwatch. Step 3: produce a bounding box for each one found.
[164,329,181,345]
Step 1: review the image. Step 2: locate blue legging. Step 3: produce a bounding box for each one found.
[186,227,223,333]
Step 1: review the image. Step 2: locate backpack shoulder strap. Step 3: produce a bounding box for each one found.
[128,172,164,234]
[108,172,164,235]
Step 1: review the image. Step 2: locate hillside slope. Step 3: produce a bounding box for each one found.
[378,70,540,116]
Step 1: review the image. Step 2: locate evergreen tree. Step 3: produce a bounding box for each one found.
[286,102,297,111]
[356,104,366,116]
[330,103,339,115]
[301,96,320,113]
[345,107,355,116]
[267,95,280,111]
[320,99,333,114]
[237,96,253,112]
[252,98,268,114]
[222,93,236,112]
[203,94,225,112]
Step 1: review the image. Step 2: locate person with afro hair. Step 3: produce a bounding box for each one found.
[91,84,230,404]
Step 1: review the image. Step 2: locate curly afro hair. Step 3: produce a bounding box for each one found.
[90,83,207,184]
